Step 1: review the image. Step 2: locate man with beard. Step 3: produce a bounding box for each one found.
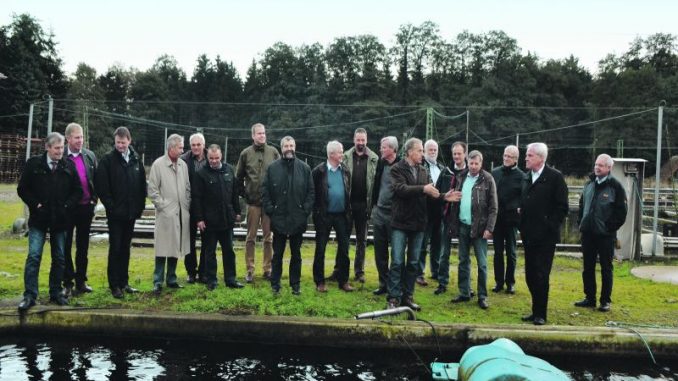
[262,136,314,295]
[417,139,445,287]
[180,133,208,284]
[491,145,526,295]
[192,144,244,291]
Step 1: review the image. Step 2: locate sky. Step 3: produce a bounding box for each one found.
[3,0,678,79]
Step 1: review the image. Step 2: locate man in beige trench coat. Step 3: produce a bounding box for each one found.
[148,134,191,294]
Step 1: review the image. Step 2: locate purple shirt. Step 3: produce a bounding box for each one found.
[69,153,91,204]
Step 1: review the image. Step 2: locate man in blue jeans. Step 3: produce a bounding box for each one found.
[448,150,498,310]
[386,138,440,311]
[17,132,83,311]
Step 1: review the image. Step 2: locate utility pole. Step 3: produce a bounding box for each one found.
[465,109,470,146]
[651,102,665,256]
[516,133,520,148]
[26,104,34,161]
[224,136,229,160]
[83,105,90,148]
[425,108,434,142]
[616,139,624,158]
[47,96,53,134]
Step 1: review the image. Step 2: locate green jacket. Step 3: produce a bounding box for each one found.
[235,143,280,206]
[342,146,378,213]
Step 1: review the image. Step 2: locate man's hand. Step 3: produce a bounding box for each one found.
[444,190,462,202]
[483,230,492,240]
[423,183,440,198]
[197,221,206,231]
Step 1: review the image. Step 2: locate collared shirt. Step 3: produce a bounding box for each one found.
[459,172,479,225]
[454,163,466,171]
[46,156,59,170]
[531,164,545,183]
[427,159,441,184]
[67,147,81,157]
[121,149,130,163]
[596,175,609,184]
[327,161,341,172]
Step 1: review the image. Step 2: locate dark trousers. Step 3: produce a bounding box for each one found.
[184,217,205,279]
[203,228,237,286]
[342,201,368,276]
[107,218,135,290]
[418,215,442,278]
[64,203,95,288]
[314,213,350,285]
[582,232,615,304]
[371,207,392,289]
[270,232,303,291]
[524,243,555,321]
[492,220,517,288]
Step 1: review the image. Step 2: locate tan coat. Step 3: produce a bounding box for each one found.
[148,155,191,258]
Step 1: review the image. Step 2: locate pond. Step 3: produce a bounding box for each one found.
[0,335,676,380]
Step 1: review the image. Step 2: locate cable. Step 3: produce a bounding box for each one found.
[416,318,443,356]
[0,113,29,119]
[397,334,432,375]
[605,321,663,365]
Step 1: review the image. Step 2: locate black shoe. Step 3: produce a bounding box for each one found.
[111,288,124,299]
[49,296,69,306]
[245,272,254,283]
[470,290,475,298]
[491,285,503,293]
[123,285,139,294]
[197,276,207,284]
[387,298,399,309]
[226,281,244,289]
[187,275,197,284]
[18,297,35,311]
[401,296,421,311]
[291,288,301,296]
[434,286,447,295]
[153,284,162,295]
[415,276,428,286]
[478,299,489,310]
[272,287,280,295]
[325,272,338,282]
[533,317,546,326]
[574,298,596,308]
[76,283,93,294]
[506,284,516,294]
[598,302,611,312]
[62,286,73,298]
[354,273,366,283]
[206,283,216,291]
[372,287,388,296]
[451,295,471,303]
[521,314,534,322]
[167,283,183,289]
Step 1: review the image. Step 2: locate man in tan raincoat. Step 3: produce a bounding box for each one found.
[148,134,191,294]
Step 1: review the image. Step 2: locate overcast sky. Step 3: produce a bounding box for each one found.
[3,0,677,79]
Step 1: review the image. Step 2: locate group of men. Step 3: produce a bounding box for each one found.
[17,122,627,326]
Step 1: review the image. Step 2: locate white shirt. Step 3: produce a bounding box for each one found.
[121,149,130,163]
[67,147,80,157]
[327,161,341,172]
[531,164,545,183]
[596,175,608,184]
[427,159,441,184]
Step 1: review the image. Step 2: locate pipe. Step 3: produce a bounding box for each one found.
[355,307,416,321]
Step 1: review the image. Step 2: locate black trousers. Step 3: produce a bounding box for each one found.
[64,203,95,287]
[184,217,206,279]
[270,232,303,291]
[492,220,518,288]
[418,215,442,278]
[107,218,135,290]
[203,228,237,286]
[582,232,615,304]
[341,200,368,276]
[313,213,350,285]
[371,211,392,289]
[524,243,555,321]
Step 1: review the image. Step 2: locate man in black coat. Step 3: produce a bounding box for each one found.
[262,136,314,295]
[519,142,569,325]
[17,132,82,311]
[491,145,526,295]
[180,133,209,284]
[575,153,627,312]
[417,139,445,286]
[95,126,147,299]
[191,144,244,291]
[62,123,98,297]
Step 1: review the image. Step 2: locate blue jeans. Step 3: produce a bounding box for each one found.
[387,229,424,300]
[24,227,66,300]
[437,221,453,288]
[153,257,178,286]
[457,224,488,299]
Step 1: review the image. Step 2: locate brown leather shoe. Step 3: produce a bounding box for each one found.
[415,276,428,286]
[316,283,328,293]
[245,271,254,283]
[340,283,354,292]
[401,296,421,311]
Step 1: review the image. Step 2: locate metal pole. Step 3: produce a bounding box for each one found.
[224,137,228,160]
[164,128,168,146]
[26,104,34,161]
[47,96,53,134]
[516,133,519,148]
[83,105,89,148]
[651,103,664,256]
[465,109,470,145]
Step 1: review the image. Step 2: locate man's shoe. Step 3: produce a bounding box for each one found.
[272,287,280,295]
[245,272,254,283]
[167,283,183,289]
[325,272,338,282]
[197,276,207,284]
[533,317,546,326]
[478,299,489,310]
[291,288,301,296]
[152,284,162,295]
[598,302,611,312]
[18,297,35,311]
[263,271,272,280]
[415,276,428,286]
[372,287,387,296]
[470,290,475,298]
[401,296,421,311]
[521,314,535,322]
[340,283,354,292]
[226,281,244,289]
[123,285,139,294]
[316,283,328,293]
[76,283,93,294]
[387,298,399,309]
[574,298,596,308]
[354,273,365,283]
[491,285,503,293]
[111,288,124,299]
[506,284,516,294]
[49,296,69,306]
[434,286,447,295]
[206,283,216,291]
[186,275,197,284]
[62,286,73,298]
[451,295,471,303]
